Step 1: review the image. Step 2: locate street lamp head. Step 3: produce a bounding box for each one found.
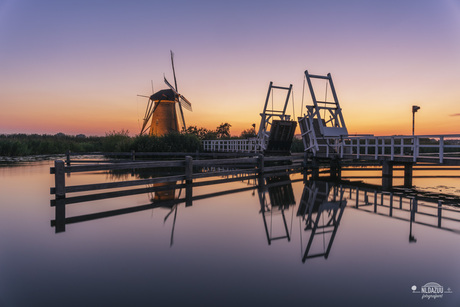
[412,105,420,113]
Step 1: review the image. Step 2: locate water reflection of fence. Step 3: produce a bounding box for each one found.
[50,154,304,199]
[50,165,460,265]
[51,170,304,233]
[51,176,257,233]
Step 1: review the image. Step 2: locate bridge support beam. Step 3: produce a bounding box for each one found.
[310,158,320,179]
[404,163,413,188]
[330,159,341,180]
[382,161,393,190]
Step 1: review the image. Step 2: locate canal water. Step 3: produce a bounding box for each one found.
[1,161,459,307]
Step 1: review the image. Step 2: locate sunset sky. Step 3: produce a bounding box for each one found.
[1,0,459,137]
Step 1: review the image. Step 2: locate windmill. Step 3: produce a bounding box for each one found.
[139,51,193,136]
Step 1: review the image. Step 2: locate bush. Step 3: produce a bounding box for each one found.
[102,130,133,152]
[130,132,201,152]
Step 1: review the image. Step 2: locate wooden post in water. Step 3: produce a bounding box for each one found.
[185,156,193,207]
[131,150,136,161]
[54,160,66,199]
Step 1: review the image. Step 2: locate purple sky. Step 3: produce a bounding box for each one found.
[1,0,459,136]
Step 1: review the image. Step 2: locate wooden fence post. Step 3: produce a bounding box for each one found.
[54,160,66,199]
[258,154,264,178]
[66,150,71,166]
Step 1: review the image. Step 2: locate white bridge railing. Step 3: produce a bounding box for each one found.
[202,138,266,153]
[314,134,460,164]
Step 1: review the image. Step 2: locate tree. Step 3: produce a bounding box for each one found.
[216,123,231,139]
[240,126,256,139]
[183,126,209,140]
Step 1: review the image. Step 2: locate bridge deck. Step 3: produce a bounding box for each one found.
[327,154,460,166]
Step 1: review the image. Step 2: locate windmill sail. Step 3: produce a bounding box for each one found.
[164,77,192,110]
[179,95,192,111]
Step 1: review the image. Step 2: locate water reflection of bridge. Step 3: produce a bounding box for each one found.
[294,179,460,263]
[50,170,460,263]
[332,180,460,233]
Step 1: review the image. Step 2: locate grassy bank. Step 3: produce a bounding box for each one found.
[0,132,202,157]
[0,132,305,157]
[0,134,104,156]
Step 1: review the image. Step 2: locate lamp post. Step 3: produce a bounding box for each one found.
[412,105,420,135]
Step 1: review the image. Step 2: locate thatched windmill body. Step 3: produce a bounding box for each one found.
[140,51,192,136]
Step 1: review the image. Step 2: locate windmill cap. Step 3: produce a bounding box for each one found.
[150,89,176,101]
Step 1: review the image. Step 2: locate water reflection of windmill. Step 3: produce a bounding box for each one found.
[298,181,346,262]
[147,181,185,247]
[139,51,192,136]
[258,173,296,245]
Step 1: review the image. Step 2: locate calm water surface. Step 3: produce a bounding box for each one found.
[1,161,459,307]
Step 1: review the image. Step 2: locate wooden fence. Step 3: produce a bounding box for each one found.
[51,153,305,199]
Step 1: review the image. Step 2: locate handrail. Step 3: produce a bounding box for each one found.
[311,134,460,165]
[202,138,266,153]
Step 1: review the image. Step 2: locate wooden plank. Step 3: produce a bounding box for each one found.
[66,160,185,173]
[56,175,186,194]
[69,152,132,156]
[68,151,257,158]
[263,163,304,172]
[194,157,258,167]
[192,168,258,179]
[264,156,302,162]
[191,174,259,187]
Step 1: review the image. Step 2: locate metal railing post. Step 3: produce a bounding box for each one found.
[391,137,394,160]
[357,138,360,159]
[374,137,378,159]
